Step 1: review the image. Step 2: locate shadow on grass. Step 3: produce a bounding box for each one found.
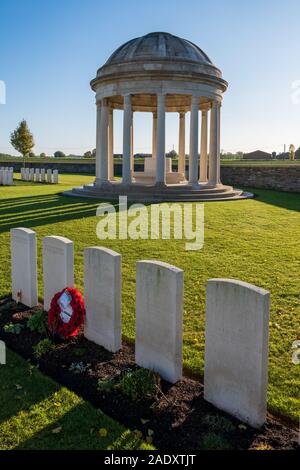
[0,194,121,233]
[0,187,298,237]
[0,350,144,450]
[242,187,300,212]
[13,401,142,450]
[0,349,58,425]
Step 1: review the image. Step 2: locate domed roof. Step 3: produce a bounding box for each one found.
[105,32,213,67]
[91,32,227,93]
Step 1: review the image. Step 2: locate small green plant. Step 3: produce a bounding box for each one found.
[0,301,15,313]
[33,339,53,358]
[3,322,24,334]
[27,310,48,334]
[73,347,86,357]
[98,376,116,394]
[117,368,158,401]
[199,432,231,450]
[202,414,235,433]
[69,362,90,374]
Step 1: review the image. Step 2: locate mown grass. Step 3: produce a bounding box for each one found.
[0,349,152,450]
[0,173,299,421]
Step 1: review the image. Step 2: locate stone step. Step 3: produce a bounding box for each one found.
[64,186,252,202]
[82,183,235,194]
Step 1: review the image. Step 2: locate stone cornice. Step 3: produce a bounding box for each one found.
[91,71,228,93]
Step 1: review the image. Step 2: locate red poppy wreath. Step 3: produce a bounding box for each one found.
[48,287,85,339]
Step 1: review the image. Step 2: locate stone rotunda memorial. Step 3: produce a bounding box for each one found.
[67,32,251,202]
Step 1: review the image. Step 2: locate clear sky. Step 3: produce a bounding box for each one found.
[1,0,300,156]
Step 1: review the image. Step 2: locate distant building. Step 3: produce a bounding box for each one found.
[243,150,272,160]
[276,152,289,160]
[277,149,300,160]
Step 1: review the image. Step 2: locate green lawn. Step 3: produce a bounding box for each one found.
[0,349,151,450]
[0,174,299,422]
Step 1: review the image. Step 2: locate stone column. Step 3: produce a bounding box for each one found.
[122,94,132,184]
[189,96,199,186]
[99,98,109,185]
[178,112,186,177]
[95,101,102,184]
[156,94,166,185]
[217,102,221,184]
[130,111,134,174]
[209,101,221,186]
[200,108,208,183]
[108,108,114,181]
[152,112,157,160]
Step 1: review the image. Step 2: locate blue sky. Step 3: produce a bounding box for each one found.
[1,0,300,156]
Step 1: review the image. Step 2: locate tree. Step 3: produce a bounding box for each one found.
[54,150,66,158]
[166,149,178,159]
[40,152,46,158]
[10,120,34,168]
[289,144,295,161]
[83,151,92,158]
[92,148,96,158]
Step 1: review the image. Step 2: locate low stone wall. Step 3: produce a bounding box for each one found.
[1,161,141,176]
[221,166,300,193]
[1,160,299,192]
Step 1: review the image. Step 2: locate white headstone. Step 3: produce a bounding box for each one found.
[29,168,34,181]
[53,169,58,184]
[40,168,45,183]
[46,169,52,183]
[11,228,38,308]
[35,168,40,182]
[43,236,74,311]
[25,168,29,181]
[84,247,121,352]
[204,278,270,428]
[0,169,3,185]
[136,260,183,383]
[7,170,13,185]
[2,169,8,185]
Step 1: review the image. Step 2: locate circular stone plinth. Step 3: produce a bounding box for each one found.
[63,182,253,203]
